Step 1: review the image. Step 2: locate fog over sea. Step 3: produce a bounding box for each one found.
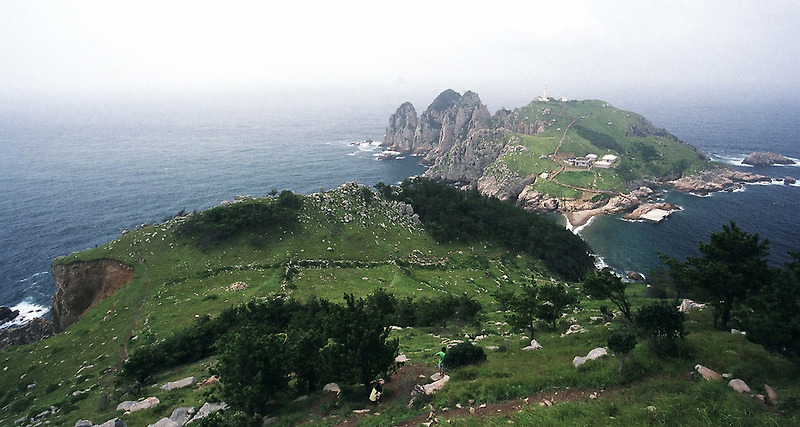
[1,92,799,328]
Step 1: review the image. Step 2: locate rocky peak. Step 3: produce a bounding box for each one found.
[381,102,418,152]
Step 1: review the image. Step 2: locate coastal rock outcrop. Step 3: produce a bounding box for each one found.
[742,152,795,166]
[51,259,135,332]
[382,89,493,175]
[0,317,55,350]
[623,203,680,222]
[668,168,770,194]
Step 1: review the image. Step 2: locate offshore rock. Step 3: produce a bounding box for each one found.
[50,259,135,332]
[0,317,55,350]
[0,306,20,324]
[668,168,770,194]
[742,152,795,166]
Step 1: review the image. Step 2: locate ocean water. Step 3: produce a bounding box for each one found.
[1,93,798,327]
[0,95,426,325]
[576,97,800,275]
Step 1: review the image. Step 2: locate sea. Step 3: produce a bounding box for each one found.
[1,91,798,328]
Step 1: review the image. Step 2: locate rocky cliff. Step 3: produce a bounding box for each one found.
[382,89,549,191]
[50,258,135,332]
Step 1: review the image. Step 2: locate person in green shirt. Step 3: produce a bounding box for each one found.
[435,346,446,376]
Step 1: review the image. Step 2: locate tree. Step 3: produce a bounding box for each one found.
[216,328,290,415]
[741,252,800,356]
[607,331,637,374]
[503,282,541,338]
[319,294,399,386]
[662,221,769,330]
[537,283,579,330]
[634,301,686,356]
[581,268,633,323]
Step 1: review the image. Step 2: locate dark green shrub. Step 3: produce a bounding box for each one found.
[443,342,487,369]
[634,301,686,356]
[607,331,637,374]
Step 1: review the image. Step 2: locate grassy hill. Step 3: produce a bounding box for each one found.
[494,99,710,197]
[1,182,798,426]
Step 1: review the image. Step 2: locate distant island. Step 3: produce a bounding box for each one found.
[381,89,772,227]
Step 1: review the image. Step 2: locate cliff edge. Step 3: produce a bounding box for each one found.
[50,258,135,332]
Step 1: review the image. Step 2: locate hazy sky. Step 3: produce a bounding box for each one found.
[1,0,798,105]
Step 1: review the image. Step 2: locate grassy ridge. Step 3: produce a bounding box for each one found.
[1,182,798,426]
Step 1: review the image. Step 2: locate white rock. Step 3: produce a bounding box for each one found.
[522,340,543,351]
[127,397,160,413]
[323,383,341,394]
[423,375,450,395]
[573,347,607,367]
[160,376,196,391]
[729,379,751,393]
[695,364,722,381]
[148,418,179,427]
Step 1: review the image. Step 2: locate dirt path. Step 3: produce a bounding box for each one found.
[331,363,606,426]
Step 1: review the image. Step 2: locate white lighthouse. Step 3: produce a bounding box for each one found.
[537,84,550,101]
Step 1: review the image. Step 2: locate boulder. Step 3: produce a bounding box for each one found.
[116,401,135,411]
[423,375,450,395]
[785,176,796,185]
[522,339,543,351]
[160,376,196,391]
[694,364,722,381]
[97,419,126,427]
[729,379,751,393]
[169,407,195,425]
[75,420,93,427]
[149,419,180,427]
[323,383,341,394]
[678,299,705,313]
[197,375,219,387]
[0,306,20,324]
[765,384,779,406]
[573,347,607,367]
[627,271,645,281]
[187,402,228,424]
[126,397,159,413]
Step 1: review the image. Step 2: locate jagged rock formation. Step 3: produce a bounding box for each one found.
[0,317,55,350]
[382,89,498,181]
[50,259,135,332]
[743,152,795,166]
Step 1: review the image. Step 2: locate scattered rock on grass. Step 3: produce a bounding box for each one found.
[729,379,751,393]
[160,376,196,391]
[695,364,722,381]
[765,384,779,406]
[522,339,543,351]
[573,348,607,367]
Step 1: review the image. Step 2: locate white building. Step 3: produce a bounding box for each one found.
[601,154,618,163]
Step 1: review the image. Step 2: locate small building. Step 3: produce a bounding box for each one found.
[601,154,618,163]
[586,154,599,160]
[568,157,594,167]
[594,160,613,169]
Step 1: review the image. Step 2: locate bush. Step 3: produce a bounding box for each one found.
[634,301,686,356]
[607,331,637,375]
[443,342,487,370]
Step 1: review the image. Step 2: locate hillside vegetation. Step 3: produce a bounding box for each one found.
[1,182,798,427]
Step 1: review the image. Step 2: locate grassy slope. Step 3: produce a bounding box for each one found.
[1,183,798,426]
[496,99,709,197]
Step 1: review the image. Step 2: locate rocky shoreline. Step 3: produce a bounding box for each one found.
[560,168,770,228]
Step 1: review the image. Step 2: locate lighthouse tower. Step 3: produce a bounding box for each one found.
[537,84,550,101]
